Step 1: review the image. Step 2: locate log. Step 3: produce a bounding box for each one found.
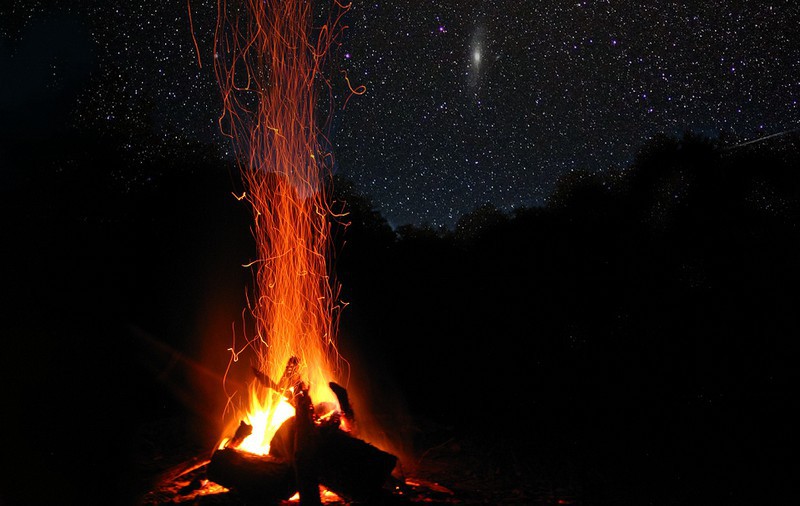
[252,356,303,403]
[268,415,295,462]
[329,381,354,420]
[294,384,322,506]
[315,425,398,504]
[228,420,253,448]
[269,418,397,503]
[206,448,296,503]
[329,381,356,432]
[209,372,397,503]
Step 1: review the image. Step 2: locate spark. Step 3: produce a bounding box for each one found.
[214,0,352,454]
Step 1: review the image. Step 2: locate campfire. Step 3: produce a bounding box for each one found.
[139,354,414,504]
[207,358,399,504]
[143,0,415,503]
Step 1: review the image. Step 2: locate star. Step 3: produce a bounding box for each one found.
[13,0,794,230]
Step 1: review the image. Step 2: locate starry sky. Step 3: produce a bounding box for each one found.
[2,0,799,228]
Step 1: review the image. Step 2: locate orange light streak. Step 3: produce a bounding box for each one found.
[213,0,352,454]
[341,70,366,109]
[187,0,203,68]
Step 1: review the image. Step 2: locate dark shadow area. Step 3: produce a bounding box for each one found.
[330,132,799,505]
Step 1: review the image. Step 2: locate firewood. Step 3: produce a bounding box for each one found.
[329,381,356,432]
[228,420,253,448]
[268,415,295,462]
[206,448,295,502]
[294,384,322,505]
[212,420,398,504]
[212,371,397,503]
[315,425,398,503]
[272,419,397,501]
[252,356,303,403]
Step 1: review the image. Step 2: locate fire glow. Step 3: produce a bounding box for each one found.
[213,0,353,454]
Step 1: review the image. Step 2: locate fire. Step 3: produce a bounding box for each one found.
[231,390,295,454]
[213,0,352,454]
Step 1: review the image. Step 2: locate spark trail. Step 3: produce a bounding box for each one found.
[214,0,351,453]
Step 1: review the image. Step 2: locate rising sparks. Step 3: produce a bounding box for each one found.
[214,0,352,454]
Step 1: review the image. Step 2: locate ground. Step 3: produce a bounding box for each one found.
[133,415,579,506]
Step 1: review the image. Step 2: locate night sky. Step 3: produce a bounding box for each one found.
[2,1,798,228]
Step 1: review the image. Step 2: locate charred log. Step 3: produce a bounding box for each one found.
[315,425,398,503]
[294,384,322,505]
[269,417,398,503]
[329,381,356,432]
[206,448,295,503]
[252,356,303,404]
[208,370,397,503]
[228,420,253,448]
[268,382,350,461]
[268,415,295,462]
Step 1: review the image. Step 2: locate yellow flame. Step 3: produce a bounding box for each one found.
[238,389,296,454]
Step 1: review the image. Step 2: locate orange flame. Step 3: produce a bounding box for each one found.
[213,0,352,454]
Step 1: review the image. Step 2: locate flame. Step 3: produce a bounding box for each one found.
[213,0,352,454]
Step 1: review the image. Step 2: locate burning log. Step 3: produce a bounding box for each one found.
[206,448,295,503]
[252,355,303,402]
[228,420,253,448]
[209,424,398,504]
[329,381,356,432]
[314,424,398,503]
[294,384,322,505]
[270,414,398,503]
[208,381,398,504]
